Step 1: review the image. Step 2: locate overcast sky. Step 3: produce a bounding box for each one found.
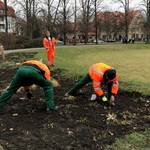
[73,0,143,11]
[8,0,144,14]
[103,0,142,10]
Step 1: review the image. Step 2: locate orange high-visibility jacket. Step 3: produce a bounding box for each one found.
[43,37,56,53]
[88,63,119,96]
[23,60,51,80]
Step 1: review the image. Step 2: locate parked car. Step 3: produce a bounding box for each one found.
[93,39,104,44]
[106,39,116,42]
[56,40,64,45]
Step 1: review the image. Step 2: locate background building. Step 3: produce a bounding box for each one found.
[0,0,15,33]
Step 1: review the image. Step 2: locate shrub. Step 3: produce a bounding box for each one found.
[0,33,43,50]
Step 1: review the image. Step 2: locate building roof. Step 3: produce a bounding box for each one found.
[0,0,15,17]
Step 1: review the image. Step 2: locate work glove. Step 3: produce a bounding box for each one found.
[101,95,108,102]
[109,95,116,106]
[98,95,109,107]
[90,94,97,101]
[26,92,33,99]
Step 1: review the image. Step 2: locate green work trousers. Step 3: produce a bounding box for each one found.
[68,74,92,96]
[0,65,55,110]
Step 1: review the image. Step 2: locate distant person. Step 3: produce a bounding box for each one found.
[43,31,57,67]
[65,63,119,106]
[0,60,58,112]
[132,37,135,44]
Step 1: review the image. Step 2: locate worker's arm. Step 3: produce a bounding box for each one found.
[43,38,50,49]
[92,81,109,102]
[92,80,104,97]
[52,38,56,45]
[109,80,119,105]
[111,80,119,95]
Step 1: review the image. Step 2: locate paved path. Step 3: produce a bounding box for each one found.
[4,47,43,54]
[4,44,102,54]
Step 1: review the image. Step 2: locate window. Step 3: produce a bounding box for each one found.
[0,17,4,22]
[0,10,4,14]
[0,24,5,30]
[8,22,11,29]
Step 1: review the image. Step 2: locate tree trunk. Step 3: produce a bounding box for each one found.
[47,0,51,31]
[26,0,32,39]
[73,0,77,45]
[125,0,129,40]
[4,0,8,34]
[85,1,90,44]
[125,10,128,39]
[63,0,67,45]
[4,0,8,49]
[94,0,98,44]
[146,0,150,42]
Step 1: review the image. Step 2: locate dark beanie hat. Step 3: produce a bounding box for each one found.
[105,69,116,80]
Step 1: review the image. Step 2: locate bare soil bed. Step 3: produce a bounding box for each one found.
[0,53,149,150]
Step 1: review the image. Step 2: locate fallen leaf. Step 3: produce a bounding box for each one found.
[12,113,18,117]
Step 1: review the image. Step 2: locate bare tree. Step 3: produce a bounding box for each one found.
[94,0,98,44]
[73,0,77,45]
[58,0,71,45]
[93,0,104,44]
[53,0,61,27]
[79,0,93,44]
[3,0,9,48]
[100,12,112,40]
[14,0,40,38]
[25,0,34,38]
[62,0,67,45]
[42,0,54,31]
[141,0,150,42]
[3,0,8,34]
[115,0,130,39]
[40,0,61,36]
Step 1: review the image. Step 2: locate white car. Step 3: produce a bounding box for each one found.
[93,39,104,44]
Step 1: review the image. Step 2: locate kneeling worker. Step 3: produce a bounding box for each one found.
[66,63,119,105]
[0,60,58,111]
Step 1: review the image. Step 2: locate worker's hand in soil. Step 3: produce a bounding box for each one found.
[51,78,60,87]
[26,92,33,99]
[109,95,116,106]
[101,95,108,102]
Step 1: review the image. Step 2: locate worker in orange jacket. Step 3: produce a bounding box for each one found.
[66,63,119,105]
[43,31,56,67]
[0,60,58,111]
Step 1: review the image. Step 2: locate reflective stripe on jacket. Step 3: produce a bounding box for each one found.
[23,60,51,80]
[88,63,119,96]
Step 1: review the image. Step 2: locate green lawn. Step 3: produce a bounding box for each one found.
[36,44,150,96]
[106,130,150,150]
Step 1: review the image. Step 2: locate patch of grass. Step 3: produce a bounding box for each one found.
[77,117,88,124]
[0,52,38,69]
[65,104,79,110]
[106,130,150,150]
[35,44,150,95]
